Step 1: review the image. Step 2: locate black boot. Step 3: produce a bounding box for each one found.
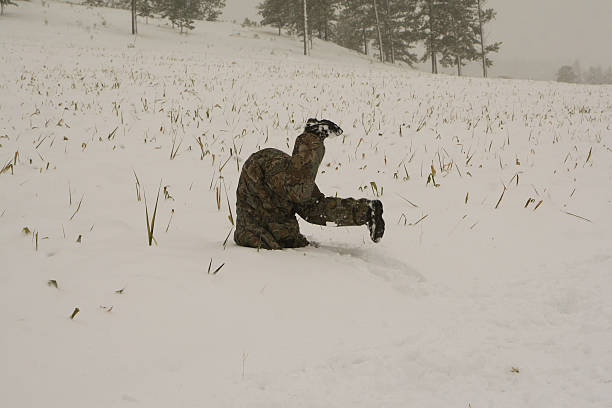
[367,200,385,243]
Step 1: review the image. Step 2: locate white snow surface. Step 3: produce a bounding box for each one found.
[1,2,612,407]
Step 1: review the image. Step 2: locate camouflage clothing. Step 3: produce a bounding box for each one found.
[234,128,373,250]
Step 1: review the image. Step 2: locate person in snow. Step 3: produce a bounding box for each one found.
[234,118,385,250]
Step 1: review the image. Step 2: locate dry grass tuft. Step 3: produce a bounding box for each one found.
[144,182,162,246]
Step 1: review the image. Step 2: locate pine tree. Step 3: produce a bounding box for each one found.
[258,0,316,48]
[161,0,200,33]
[420,0,447,73]
[336,0,373,55]
[419,0,500,76]
[138,0,154,23]
[258,0,340,51]
[438,0,479,76]
[198,0,225,21]
[334,5,359,53]
[152,0,224,32]
[257,0,498,71]
[152,0,171,16]
[336,0,419,64]
[556,65,578,83]
[258,0,288,35]
[474,0,500,77]
[387,0,421,65]
[571,60,583,83]
[584,66,604,85]
[308,0,338,41]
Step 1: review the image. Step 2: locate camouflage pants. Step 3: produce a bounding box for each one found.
[234,197,371,250]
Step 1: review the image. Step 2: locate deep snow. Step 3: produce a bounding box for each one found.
[1,2,612,407]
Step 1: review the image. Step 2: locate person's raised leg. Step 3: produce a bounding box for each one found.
[297,197,370,226]
[296,196,385,242]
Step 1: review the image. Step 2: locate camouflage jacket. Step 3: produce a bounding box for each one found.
[235,131,326,227]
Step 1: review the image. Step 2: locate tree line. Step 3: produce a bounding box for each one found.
[83,0,225,33]
[258,0,501,77]
[557,62,612,85]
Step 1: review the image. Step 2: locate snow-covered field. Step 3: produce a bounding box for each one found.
[1,2,612,407]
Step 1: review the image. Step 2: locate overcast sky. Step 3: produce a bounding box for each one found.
[222,0,612,80]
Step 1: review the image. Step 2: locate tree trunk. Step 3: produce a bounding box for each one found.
[131,0,137,35]
[324,10,329,40]
[278,21,281,35]
[477,0,487,78]
[372,0,384,62]
[303,0,309,56]
[309,25,313,50]
[432,52,437,73]
[385,0,395,63]
[363,26,368,55]
[456,55,462,76]
[428,0,437,73]
[131,0,134,34]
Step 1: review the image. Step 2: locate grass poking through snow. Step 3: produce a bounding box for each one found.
[143,181,162,246]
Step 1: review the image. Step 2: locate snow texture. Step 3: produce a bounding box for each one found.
[1,2,612,407]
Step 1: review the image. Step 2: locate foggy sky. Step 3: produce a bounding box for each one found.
[222,0,612,80]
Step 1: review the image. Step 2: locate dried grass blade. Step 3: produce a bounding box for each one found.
[212,263,225,275]
[495,187,506,209]
[562,211,592,223]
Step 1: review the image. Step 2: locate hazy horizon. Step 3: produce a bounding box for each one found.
[222,0,612,80]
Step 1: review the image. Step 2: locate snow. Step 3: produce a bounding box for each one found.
[1,2,612,407]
